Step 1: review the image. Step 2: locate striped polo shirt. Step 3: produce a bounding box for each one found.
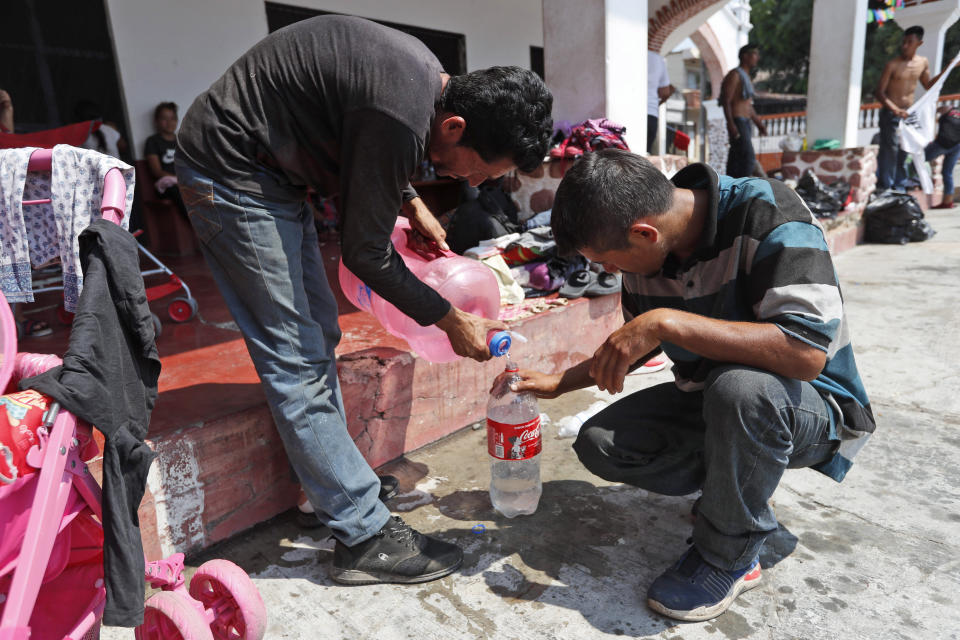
[621,163,874,482]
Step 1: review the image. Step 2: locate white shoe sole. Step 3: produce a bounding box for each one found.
[330,557,462,585]
[647,566,762,622]
[628,359,667,375]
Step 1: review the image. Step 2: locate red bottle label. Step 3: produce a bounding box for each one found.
[487,415,542,461]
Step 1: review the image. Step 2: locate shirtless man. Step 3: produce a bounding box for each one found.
[874,26,950,189]
[720,44,767,178]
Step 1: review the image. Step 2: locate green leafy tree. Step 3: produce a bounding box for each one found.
[946,23,960,95]
[750,0,960,101]
[749,0,812,94]
[862,21,905,102]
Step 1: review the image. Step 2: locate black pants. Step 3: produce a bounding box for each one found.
[877,108,908,189]
[726,117,756,178]
[647,115,659,153]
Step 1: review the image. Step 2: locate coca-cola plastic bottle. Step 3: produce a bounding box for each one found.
[487,359,542,517]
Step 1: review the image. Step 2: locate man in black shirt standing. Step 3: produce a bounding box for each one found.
[175,15,553,585]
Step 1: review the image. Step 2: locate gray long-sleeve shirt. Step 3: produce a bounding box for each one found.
[177,15,451,325]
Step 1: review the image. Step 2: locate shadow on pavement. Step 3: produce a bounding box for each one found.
[434,480,682,636]
[191,475,798,638]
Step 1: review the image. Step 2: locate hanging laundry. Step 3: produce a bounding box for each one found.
[0,145,135,309]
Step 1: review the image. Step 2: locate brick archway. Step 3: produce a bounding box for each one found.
[648,0,727,53]
[689,23,726,99]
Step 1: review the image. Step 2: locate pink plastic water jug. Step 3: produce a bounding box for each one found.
[338,218,501,362]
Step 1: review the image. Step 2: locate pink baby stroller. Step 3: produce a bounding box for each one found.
[0,149,266,640]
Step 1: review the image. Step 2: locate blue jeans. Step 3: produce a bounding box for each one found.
[925,139,960,195]
[573,365,838,571]
[877,108,908,190]
[175,161,390,545]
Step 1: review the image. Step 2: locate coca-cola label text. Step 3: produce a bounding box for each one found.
[487,415,542,461]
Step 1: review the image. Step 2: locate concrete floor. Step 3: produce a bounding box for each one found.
[103,207,960,639]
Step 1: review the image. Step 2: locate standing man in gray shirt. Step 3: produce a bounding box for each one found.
[175,15,553,585]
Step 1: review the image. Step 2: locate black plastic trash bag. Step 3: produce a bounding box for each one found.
[863,190,936,244]
[795,170,851,219]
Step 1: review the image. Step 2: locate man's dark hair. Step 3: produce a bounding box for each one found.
[73,100,103,122]
[738,44,759,61]
[73,100,107,152]
[904,26,924,41]
[551,149,675,256]
[438,66,553,173]
[154,102,178,121]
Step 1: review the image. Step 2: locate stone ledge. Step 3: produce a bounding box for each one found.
[505,155,690,219]
[87,292,623,559]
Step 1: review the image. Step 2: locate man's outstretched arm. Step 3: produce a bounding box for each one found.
[922,57,955,90]
[508,306,824,399]
[588,309,825,395]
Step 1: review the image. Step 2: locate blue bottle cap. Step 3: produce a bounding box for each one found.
[488,331,512,357]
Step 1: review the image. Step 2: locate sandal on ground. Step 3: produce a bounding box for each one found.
[17,319,53,338]
[558,270,594,299]
[584,271,622,297]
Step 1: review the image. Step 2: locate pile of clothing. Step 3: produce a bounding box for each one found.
[442,173,624,305]
[463,225,569,304]
[455,212,621,304]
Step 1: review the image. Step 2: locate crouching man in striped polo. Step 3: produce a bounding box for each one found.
[508,149,874,621]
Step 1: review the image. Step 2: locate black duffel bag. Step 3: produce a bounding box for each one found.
[863,190,936,244]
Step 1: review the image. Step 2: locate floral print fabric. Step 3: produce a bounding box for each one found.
[0,145,134,310]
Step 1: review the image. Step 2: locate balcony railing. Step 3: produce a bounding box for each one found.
[858,93,960,129]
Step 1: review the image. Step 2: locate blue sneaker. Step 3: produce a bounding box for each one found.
[647,547,762,621]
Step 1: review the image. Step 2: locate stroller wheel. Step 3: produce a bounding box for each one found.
[190,559,267,640]
[135,591,213,640]
[168,297,198,323]
[151,313,163,337]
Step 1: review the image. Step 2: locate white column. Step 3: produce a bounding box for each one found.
[805,0,868,148]
[895,2,960,76]
[604,0,648,150]
[543,0,648,152]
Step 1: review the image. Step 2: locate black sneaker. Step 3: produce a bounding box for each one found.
[297,475,400,530]
[330,516,463,585]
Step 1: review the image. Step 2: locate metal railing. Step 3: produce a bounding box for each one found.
[753,93,960,155]
[858,92,960,129]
